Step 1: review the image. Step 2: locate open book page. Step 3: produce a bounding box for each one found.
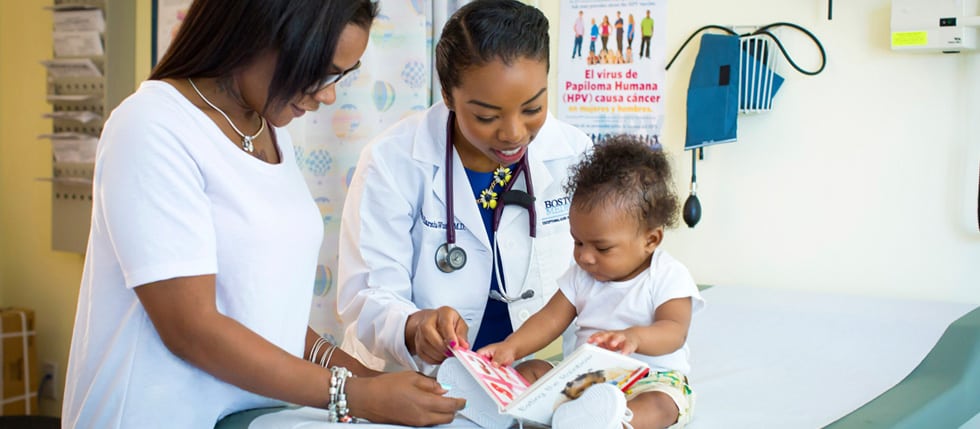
[449,346,530,409]
[450,344,649,426]
[508,344,649,424]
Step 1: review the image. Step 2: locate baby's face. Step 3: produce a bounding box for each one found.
[568,203,660,282]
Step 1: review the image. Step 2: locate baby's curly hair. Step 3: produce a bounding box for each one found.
[565,135,679,230]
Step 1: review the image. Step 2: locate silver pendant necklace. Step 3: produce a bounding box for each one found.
[188,78,266,153]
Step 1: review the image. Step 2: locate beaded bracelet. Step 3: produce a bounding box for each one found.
[328,366,354,423]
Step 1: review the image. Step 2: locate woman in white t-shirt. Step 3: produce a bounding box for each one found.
[62,1,463,427]
[479,136,705,429]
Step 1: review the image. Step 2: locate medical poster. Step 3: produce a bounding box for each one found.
[558,0,667,145]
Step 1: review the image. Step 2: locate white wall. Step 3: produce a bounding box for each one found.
[538,0,980,303]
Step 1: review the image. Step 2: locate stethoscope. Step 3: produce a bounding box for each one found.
[435,112,537,303]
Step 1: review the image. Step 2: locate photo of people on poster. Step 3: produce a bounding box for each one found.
[559,1,666,143]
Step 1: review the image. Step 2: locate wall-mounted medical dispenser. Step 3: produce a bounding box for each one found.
[40,0,136,253]
[891,0,980,53]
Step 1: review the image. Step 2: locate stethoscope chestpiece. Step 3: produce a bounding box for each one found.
[435,242,467,273]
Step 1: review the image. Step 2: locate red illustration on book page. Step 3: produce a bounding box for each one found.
[452,347,530,407]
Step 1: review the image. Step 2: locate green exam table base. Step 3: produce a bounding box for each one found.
[825,306,980,429]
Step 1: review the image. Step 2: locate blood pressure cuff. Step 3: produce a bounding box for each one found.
[685,33,740,150]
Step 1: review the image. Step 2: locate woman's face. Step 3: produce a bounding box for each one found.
[239,24,369,128]
[445,57,548,172]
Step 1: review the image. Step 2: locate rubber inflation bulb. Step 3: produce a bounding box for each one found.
[683,194,701,228]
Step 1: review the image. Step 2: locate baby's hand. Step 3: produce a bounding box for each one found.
[588,330,639,354]
[476,342,518,367]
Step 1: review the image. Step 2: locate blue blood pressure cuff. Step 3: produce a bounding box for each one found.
[685,33,740,150]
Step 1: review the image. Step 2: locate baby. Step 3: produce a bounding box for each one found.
[479,135,704,429]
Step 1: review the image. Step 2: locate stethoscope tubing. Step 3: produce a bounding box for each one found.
[440,111,538,303]
[444,112,458,246]
[443,112,535,247]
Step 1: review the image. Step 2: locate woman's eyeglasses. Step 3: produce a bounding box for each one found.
[304,60,362,95]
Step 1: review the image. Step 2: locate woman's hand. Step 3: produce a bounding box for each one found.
[345,371,465,426]
[405,306,469,364]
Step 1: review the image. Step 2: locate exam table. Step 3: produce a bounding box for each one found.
[216,285,980,428]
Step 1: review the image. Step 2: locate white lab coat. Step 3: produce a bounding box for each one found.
[337,102,592,373]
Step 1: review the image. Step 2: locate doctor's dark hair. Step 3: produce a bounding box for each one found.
[565,135,679,230]
[150,0,377,114]
[436,0,549,103]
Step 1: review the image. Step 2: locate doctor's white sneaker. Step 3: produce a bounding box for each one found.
[551,383,634,429]
[436,357,517,429]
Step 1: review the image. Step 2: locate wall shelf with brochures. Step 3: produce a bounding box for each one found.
[39,0,135,253]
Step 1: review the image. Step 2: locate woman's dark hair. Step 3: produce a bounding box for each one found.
[435,0,549,103]
[565,135,679,230]
[150,0,377,113]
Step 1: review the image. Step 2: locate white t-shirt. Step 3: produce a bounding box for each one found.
[62,81,324,428]
[559,248,704,374]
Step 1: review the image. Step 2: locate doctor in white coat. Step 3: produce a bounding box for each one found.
[337,0,592,376]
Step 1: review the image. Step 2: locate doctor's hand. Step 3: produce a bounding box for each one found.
[405,306,470,364]
[345,370,465,426]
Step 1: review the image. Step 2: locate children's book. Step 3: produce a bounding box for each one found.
[447,343,650,426]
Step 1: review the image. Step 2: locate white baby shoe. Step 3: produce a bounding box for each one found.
[436,357,517,429]
[551,382,633,429]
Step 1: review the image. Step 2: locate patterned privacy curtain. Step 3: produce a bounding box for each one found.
[290,0,472,345]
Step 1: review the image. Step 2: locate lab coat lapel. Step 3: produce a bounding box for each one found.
[449,150,491,250]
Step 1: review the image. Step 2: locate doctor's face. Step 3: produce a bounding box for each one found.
[569,202,661,283]
[445,57,548,173]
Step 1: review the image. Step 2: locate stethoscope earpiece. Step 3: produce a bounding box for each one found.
[435,243,467,273]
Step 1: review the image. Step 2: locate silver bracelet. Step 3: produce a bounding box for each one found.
[328,366,354,423]
[320,344,337,368]
[310,336,328,363]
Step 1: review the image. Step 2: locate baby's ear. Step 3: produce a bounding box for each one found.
[645,226,664,251]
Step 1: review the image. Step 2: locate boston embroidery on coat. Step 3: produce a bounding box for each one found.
[542,195,572,225]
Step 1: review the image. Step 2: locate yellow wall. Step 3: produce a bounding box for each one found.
[1,0,82,417]
[0,0,151,416]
